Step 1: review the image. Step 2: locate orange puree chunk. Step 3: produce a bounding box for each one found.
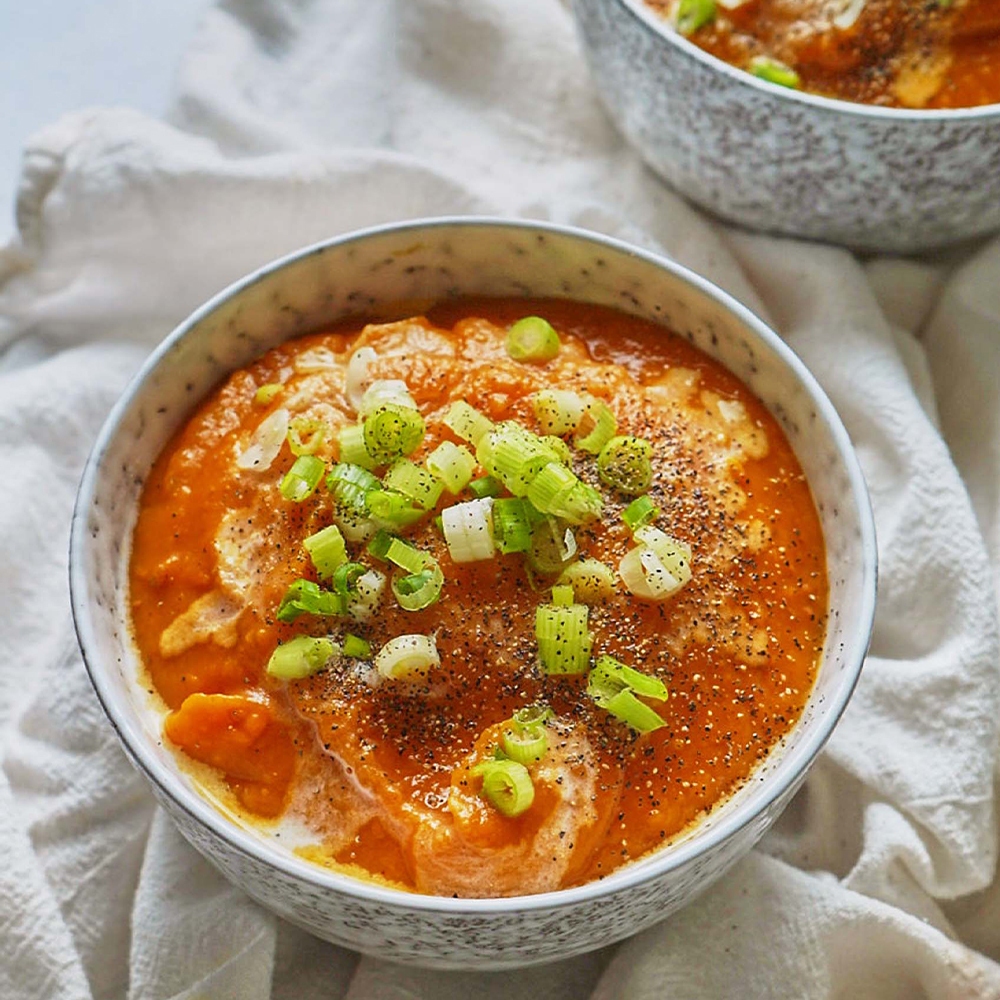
[164,693,295,816]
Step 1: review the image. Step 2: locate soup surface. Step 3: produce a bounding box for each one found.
[646,0,1000,108]
[129,299,828,897]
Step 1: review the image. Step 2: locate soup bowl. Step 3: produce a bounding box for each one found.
[70,218,876,968]
[571,0,1000,253]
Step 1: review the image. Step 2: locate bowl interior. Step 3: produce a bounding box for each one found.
[71,219,875,909]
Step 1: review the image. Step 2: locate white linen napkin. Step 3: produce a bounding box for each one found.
[1,1,999,997]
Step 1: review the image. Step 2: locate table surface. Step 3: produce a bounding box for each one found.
[0,0,207,241]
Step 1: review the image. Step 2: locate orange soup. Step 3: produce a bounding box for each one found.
[648,0,1000,108]
[129,299,828,897]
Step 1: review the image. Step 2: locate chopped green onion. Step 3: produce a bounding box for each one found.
[426,440,477,494]
[336,424,377,470]
[479,421,562,496]
[276,579,345,622]
[442,498,495,563]
[675,0,715,36]
[533,389,586,436]
[347,569,386,623]
[367,529,395,561]
[445,400,494,446]
[635,526,693,590]
[332,561,366,597]
[597,435,653,494]
[474,758,535,817]
[505,316,561,362]
[588,654,669,702]
[385,537,428,574]
[536,602,591,674]
[600,689,667,733]
[288,416,327,457]
[384,459,444,510]
[342,633,372,658]
[557,558,616,603]
[574,398,617,454]
[622,495,659,532]
[359,379,416,419]
[527,518,577,575]
[527,465,602,525]
[327,462,379,511]
[540,435,572,465]
[303,524,348,579]
[375,633,440,679]
[366,490,426,530]
[391,562,444,611]
[492,497,533,554]
[501,724,548,764]
[363,404,425,465]
[749,56,801,89]
[279,454,325,502]
[552,583,574,606]
[254,383,283,406]
[618,528,692,602]
[512,704,554,731]
[467,474,503,499]
[266,635,335,680]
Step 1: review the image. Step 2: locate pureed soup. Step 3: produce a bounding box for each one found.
[648,0,1000,108]
[129,299,828,898]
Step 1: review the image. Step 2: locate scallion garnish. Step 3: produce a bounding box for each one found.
[597,435,653,494]
[587,654,668,732]
[287,416,327,457]
[363,404,425,465]
[384,459,445,510]
[375,633,440,679]
[749,55,801,90]
[279,454,326,501]
[527,518,577,575]
[425,440,477,494]
[366,529,395,561]
[574,398,617,454]
[618,526,692,601]
[473,758,535,817]
[327,462,379,511]
[492,497,533,554]
[536,601,591,674]
[551,583,574,606]
[391,564,444,611]
[505,316,561,362]
[533,389,586,436]
[444,400,494,446]
[266,635,335,680]
[385,537,429,574]
[359,379,417,418]
[541,435,572,465]
[254,382,283,406]
[478,421,563,496]
[442,498,496,563]
[332,561,366,597]
[276,579,346,622]
[303,524,348,579]
[467,475,503,499]
[675,0,715,36]
[557,558,616,603]
[500,724,548,764]
[598,689,667,733]
[336,424,377,470]
[342,633,371,659]
[622,495,659,532]
[366,490,426,529]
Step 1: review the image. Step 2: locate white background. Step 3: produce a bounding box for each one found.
[0,0,207,239]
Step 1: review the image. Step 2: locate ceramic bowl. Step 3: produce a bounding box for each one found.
[70,218,876,969]
[571,0,1000,253]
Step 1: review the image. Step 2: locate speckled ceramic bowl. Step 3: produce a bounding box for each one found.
[572,0,1000,253]
[70,218,876,969]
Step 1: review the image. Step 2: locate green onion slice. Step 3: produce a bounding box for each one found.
[551,583,574,606]
[288,416,327,457]
[254,383,283,406]
[327,462,379,510]
[347,569,386,623]
[533,389,586,436]
[536,602,591,674]
[391,563,444,611]
[303,524,348,579]
[512,703,554,731]
[574,398,617,454]
[474,759,535,817]
[359,379,416,419]
[557,558,616,603]
[675,0,715,36]
[501,725,548,764]
[385,537,429,574]
[266,635,335,680]
[492,497,533,554]
[367,529,395,561]
[276,579,345,622]
[336,424,377,470]
[384,459,445,510]
[589,654,669,702]
[442,498,496,563]
[749,56,801,89]
[622,495,659,532]
[597,435,653,494]
[527,518,577,575]
[601,689,667,733]
[444,400,494,446]
[467,474,503,499]
[375,633,440,679]
[425,440,477,494]
[363,404,425,465]
[505,316,561,362]
[342,633,372,658]
[366,490,426,530]
[279,454,325,502]
[478,421,562,497]
[332,561,366,597]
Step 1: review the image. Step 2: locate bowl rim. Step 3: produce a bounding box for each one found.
[70,215,877,915]
[612,0,1000,121]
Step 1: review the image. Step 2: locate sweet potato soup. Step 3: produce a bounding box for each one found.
[648,0,1000,108]
[129,299,827,897]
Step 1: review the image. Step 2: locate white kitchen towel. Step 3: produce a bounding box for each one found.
[1,1,999,998]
